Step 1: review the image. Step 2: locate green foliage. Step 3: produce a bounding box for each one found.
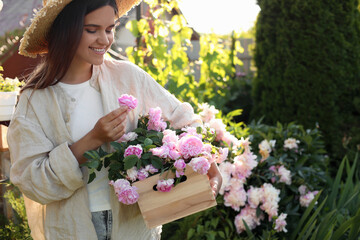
[0,184,32,240]
[252,0,360,162]
[125,0,246,113]
[289,154,360,240]
[163,120,330,239]
[0,66,23,92]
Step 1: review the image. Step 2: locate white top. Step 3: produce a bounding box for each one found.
[58,80,111,212]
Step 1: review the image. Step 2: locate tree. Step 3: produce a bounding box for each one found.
[252,0,360,162]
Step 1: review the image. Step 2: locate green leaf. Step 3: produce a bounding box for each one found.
[144,138,153,146]
[88,172,96,184]
[124,155,139,170]
[151,156,163,169]
[83,150,100,160]
[110,141,124,151]
[187,228,195,239]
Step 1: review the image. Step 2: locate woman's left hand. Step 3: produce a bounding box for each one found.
[207,162,222,197]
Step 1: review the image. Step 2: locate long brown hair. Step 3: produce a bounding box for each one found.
[21,0,118,93]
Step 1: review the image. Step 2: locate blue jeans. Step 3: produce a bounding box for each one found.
[91,210,112,240]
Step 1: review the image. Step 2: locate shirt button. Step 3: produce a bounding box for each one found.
[71,98,76,102]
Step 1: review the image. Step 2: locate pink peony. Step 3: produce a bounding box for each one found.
[218,162,235,195]
[188,157,210,175]
[118,94,137,110]
[148,107,167,131]
[233,152,258,180]
[284,138,300,150]
[109,179,139,205]
[234,205,263,233]
[217,147,229,164]
[198,103,219,123]
[300,190,319,207]
[145,164,158,174]
[162,129,179,145]
[261,183,280,220]
[275,213,288,232]
[177,135,203,159]
[137,168,149,181]
[157,179,174,192]
[247,186,263,209]
[118,132,138,142]
[224,187,247,211]
[174,159,186,177]
[150,145,170,158]
[116,185,139,205]
[124,144,143,158]
[278,165,292,185]
[126,167,138,182]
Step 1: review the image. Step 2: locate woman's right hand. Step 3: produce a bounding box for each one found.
[70,106,128,164]
[90,106,128,147]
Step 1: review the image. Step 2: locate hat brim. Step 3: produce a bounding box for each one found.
[19,0,142,57]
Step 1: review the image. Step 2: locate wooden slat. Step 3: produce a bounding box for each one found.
[133,167,217,228]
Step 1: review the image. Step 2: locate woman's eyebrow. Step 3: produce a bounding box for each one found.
[84,24,115,28]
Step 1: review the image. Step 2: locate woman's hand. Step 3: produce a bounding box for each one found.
[90,106,128,146]
[70,107,128,164]
[207,162,222,197]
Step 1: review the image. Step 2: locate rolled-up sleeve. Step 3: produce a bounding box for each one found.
[8,116,84,205]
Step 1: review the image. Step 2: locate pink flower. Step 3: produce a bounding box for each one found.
[209,118,227,141]
[234,205,263,233]
[275,213,288,232]
[109,179,130,192]
[162,129,179,145]
[284,138,300,150]
[109,179,139,205]
[118,132,138,142]
[145,164,158,174]
[118,94,137,110]
[278,166,291,185]
[218,162,235,195]
[126,167,138,182]
[180,126,202,139]
[116,186,139,205]
[261,183,280,220]
[148,107,167,131]
[233,152,258,180]
[298,185,307,195]
[137,168,149,181]
[157,179,174,192]
[198,103,219,123]
[224,187,247,211]
[174,159,186,177]
[124,144,143,158]
[300,191,319,207]
[217,147,229,164]
[247,186,263,208]
[150,145,170,158]
[177,135,203,159]
[188,157,210,175]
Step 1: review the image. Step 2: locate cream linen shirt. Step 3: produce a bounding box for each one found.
[7,58,201,240]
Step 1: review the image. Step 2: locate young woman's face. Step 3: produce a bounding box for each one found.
[73,5,116,68]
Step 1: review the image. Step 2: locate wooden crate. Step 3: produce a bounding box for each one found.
[133,167,217,228]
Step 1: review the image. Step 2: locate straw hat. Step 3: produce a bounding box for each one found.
[19,0,142,57]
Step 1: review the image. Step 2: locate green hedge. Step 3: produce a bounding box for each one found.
[251,0,360,162]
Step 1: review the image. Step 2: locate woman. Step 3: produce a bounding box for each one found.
[8,0,222,239]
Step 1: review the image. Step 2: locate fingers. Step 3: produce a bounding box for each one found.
[210,178,220,197]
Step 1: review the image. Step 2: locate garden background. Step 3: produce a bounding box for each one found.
[0,0,359,239]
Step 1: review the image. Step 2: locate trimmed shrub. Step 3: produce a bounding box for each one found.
[251,0,360,163]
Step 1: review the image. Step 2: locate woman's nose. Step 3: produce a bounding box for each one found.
[98,31,110,45]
